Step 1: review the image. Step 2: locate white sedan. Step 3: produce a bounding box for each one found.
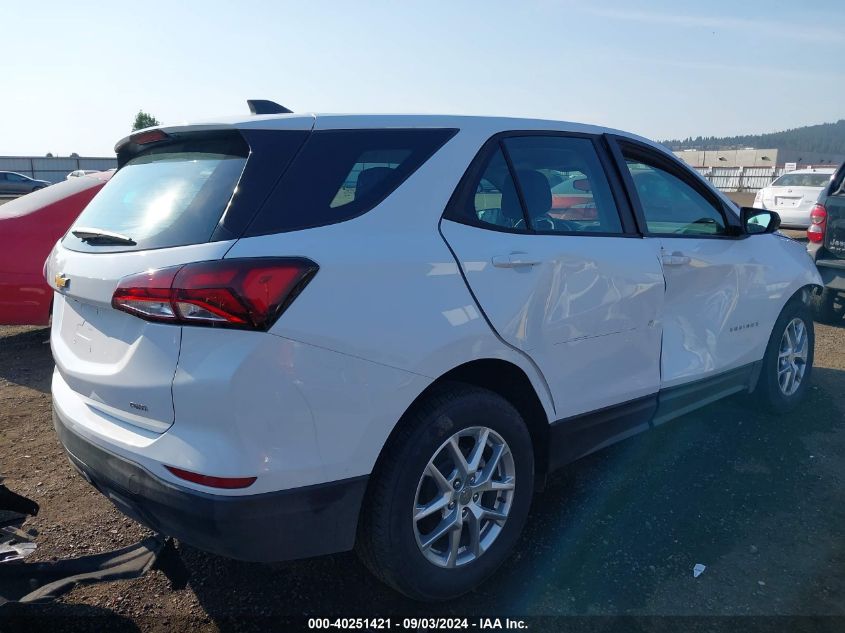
[754,168,835,228]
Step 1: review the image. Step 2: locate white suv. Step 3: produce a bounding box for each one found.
[47,106,822,600]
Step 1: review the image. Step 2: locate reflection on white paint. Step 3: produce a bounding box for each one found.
[427,262,459,276]
[428,261,487,276]
[442,304,481,326]
[765,281,790,295]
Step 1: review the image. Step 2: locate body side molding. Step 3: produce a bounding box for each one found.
[548,362,761,473]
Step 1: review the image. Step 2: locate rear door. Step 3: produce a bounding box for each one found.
[47,126,310,432]
[441,132,664,421]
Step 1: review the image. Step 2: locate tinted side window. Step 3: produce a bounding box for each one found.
[503,136,623,234]
[468,148,526,230]
[623,155,727,236]
[246,129,456,236]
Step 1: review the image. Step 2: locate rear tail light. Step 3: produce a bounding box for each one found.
[807,204,827,243]
[112,258,317,330]
[165,465,256,489]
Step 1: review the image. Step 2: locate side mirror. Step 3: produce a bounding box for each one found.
[573,178,592,192]
[741,207,780,235]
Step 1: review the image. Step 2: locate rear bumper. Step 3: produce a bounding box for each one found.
[816,258,845,292]
[775,210,811,229]
[53,407,368,562]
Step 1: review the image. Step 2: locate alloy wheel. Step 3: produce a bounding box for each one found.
[412,426,516,568]
[777,317,808,396]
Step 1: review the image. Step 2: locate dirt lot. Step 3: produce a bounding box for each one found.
[1,309,844,631]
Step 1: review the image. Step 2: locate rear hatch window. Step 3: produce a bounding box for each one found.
[63,134,249,253]
[771,173,832,188]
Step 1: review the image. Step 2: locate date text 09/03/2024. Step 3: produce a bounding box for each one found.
[307,618,529,630]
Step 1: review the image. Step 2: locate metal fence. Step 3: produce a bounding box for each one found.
[692,165,831,192]
[0,156,117,184]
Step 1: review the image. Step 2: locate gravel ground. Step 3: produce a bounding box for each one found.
[1,311,843,631]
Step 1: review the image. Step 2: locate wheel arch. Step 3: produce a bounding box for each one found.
[369,358,552,486]
[795,283,820,304]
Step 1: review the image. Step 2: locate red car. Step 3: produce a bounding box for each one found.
[0,172,111,325]
[549,176,599,221]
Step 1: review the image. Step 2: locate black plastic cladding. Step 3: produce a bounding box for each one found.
[211,130,310,240]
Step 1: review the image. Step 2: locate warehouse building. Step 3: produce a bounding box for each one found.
[668,148,843,192]
[673,148,844,169]
[0,155,117,184]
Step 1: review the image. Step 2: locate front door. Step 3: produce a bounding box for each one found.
[613,139,770,391]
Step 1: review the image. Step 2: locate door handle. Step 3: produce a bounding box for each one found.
[492,252,542,268]
[661,251,691,266]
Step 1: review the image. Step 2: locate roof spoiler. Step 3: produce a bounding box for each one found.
[247,99,293,115]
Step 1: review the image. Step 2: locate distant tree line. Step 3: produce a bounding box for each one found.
[663,120,845,154]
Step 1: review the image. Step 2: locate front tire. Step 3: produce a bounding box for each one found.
[356,384,534,601]
[755,298,814,413]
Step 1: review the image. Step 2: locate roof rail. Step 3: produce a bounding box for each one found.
[247,99,293,115]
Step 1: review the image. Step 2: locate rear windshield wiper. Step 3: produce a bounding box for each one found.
[71,227,137,246]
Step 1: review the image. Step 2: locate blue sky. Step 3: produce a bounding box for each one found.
[2,0,843,156]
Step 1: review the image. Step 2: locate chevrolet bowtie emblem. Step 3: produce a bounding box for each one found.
[54,273,70,289]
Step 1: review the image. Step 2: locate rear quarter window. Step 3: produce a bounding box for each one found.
[244,128,457,236]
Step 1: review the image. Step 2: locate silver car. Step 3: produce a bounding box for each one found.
[0,171,51,195]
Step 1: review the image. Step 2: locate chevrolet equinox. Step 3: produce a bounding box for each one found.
[46,104,822,600]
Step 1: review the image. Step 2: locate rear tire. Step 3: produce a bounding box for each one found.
[809,288,841,324]
[356,383,534,601]
[755,298,814,414]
